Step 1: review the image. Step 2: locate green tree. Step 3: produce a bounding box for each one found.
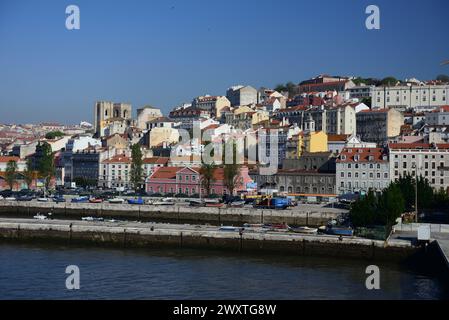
[417,176,434,210]
[274,84,287,92]
[349,190,378,227]
[380,76,398,86]
[23,158,34,189]
[45,131,65,140]
[379,183,405,227]
[130,144,144,191]
[5,160,18,191]
[200,162,216,198]
[395,174,415,211]
[222,140,241,196]
[37,141,55,193]
[395,174,434,212]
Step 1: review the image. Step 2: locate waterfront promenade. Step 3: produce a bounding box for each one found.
[0,217,415,260]
[0,200,346,226]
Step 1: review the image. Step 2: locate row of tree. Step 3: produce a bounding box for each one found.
[4,140,243,197]
[350,174,444,228]
[4,141,54,192]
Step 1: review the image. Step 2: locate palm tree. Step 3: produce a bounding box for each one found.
[199,162,216,198]
[5,160,18,191]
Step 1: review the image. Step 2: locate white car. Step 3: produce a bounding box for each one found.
[5,197,16,201]
[37,197,49,202]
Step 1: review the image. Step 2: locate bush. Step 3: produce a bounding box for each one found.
[175,193,188,198]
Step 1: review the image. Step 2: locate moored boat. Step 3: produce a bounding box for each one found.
[288,225,318,234]
[108,198,125,204]
[127,197,144,205]
[219,226,241,232]
[33,213,48,220]
[81,217,104,222]
[153,197,175,205]
[325,226,354,236]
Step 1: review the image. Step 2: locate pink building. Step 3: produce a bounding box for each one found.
[146,166,253,196]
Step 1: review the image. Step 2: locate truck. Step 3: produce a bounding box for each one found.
[253,197,291,210]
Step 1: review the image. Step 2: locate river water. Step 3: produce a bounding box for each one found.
[0,243,447,300]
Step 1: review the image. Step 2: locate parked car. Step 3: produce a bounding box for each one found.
[71,196,89,203]
[52,195,66,203]
[17,195,33,202]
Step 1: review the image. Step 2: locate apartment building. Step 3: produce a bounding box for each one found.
[356,109,404,145]
[425,105,449,126]
[99,154,132,189]
[192,95,231,118]
[226,85,258,107]
[372,85,449,111]
[336,147,390,195]
[389,143,449,192]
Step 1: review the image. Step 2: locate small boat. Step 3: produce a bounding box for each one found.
[33,213,47,220]
[288,225,318,234]
[205,202,224,208]
[81,217,104,222]
[71,196,89,203]
[189,199,204,207]
[89,198,103,203]
[128,197,144,205]
[153,198,175,205]
[108,198,125,204]
[325,226,354,237]
[229,201,246,207]
[243,223,264,228]
[219,226,240,232]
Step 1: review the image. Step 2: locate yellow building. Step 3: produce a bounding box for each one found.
[287,116,328,158]
[303,131,328,154]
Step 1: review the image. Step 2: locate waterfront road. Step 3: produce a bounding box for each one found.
[0,217,412,248]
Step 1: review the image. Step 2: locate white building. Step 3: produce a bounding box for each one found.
[336,147,390,194]
[425,105,449,126]
[389,143,449,192]
[372,85,449,111]
[99,154,132,189]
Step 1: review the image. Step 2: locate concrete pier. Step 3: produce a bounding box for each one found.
[0,217,416,261]
[436,239,449,269]
[0,200,345,226]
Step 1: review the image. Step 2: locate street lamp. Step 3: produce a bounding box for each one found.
[412,163,418,223]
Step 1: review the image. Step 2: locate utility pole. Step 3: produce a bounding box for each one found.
[412,163,418,223]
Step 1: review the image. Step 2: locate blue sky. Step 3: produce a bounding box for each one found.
[0,0,448,124]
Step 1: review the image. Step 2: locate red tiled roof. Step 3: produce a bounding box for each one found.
[337,147,388,163]
[143,157,169,165]
[0,156,20,163]
[102,154,131,164]
[327,134,349,142]
[150,167,180,179]
[389,143,449,150]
